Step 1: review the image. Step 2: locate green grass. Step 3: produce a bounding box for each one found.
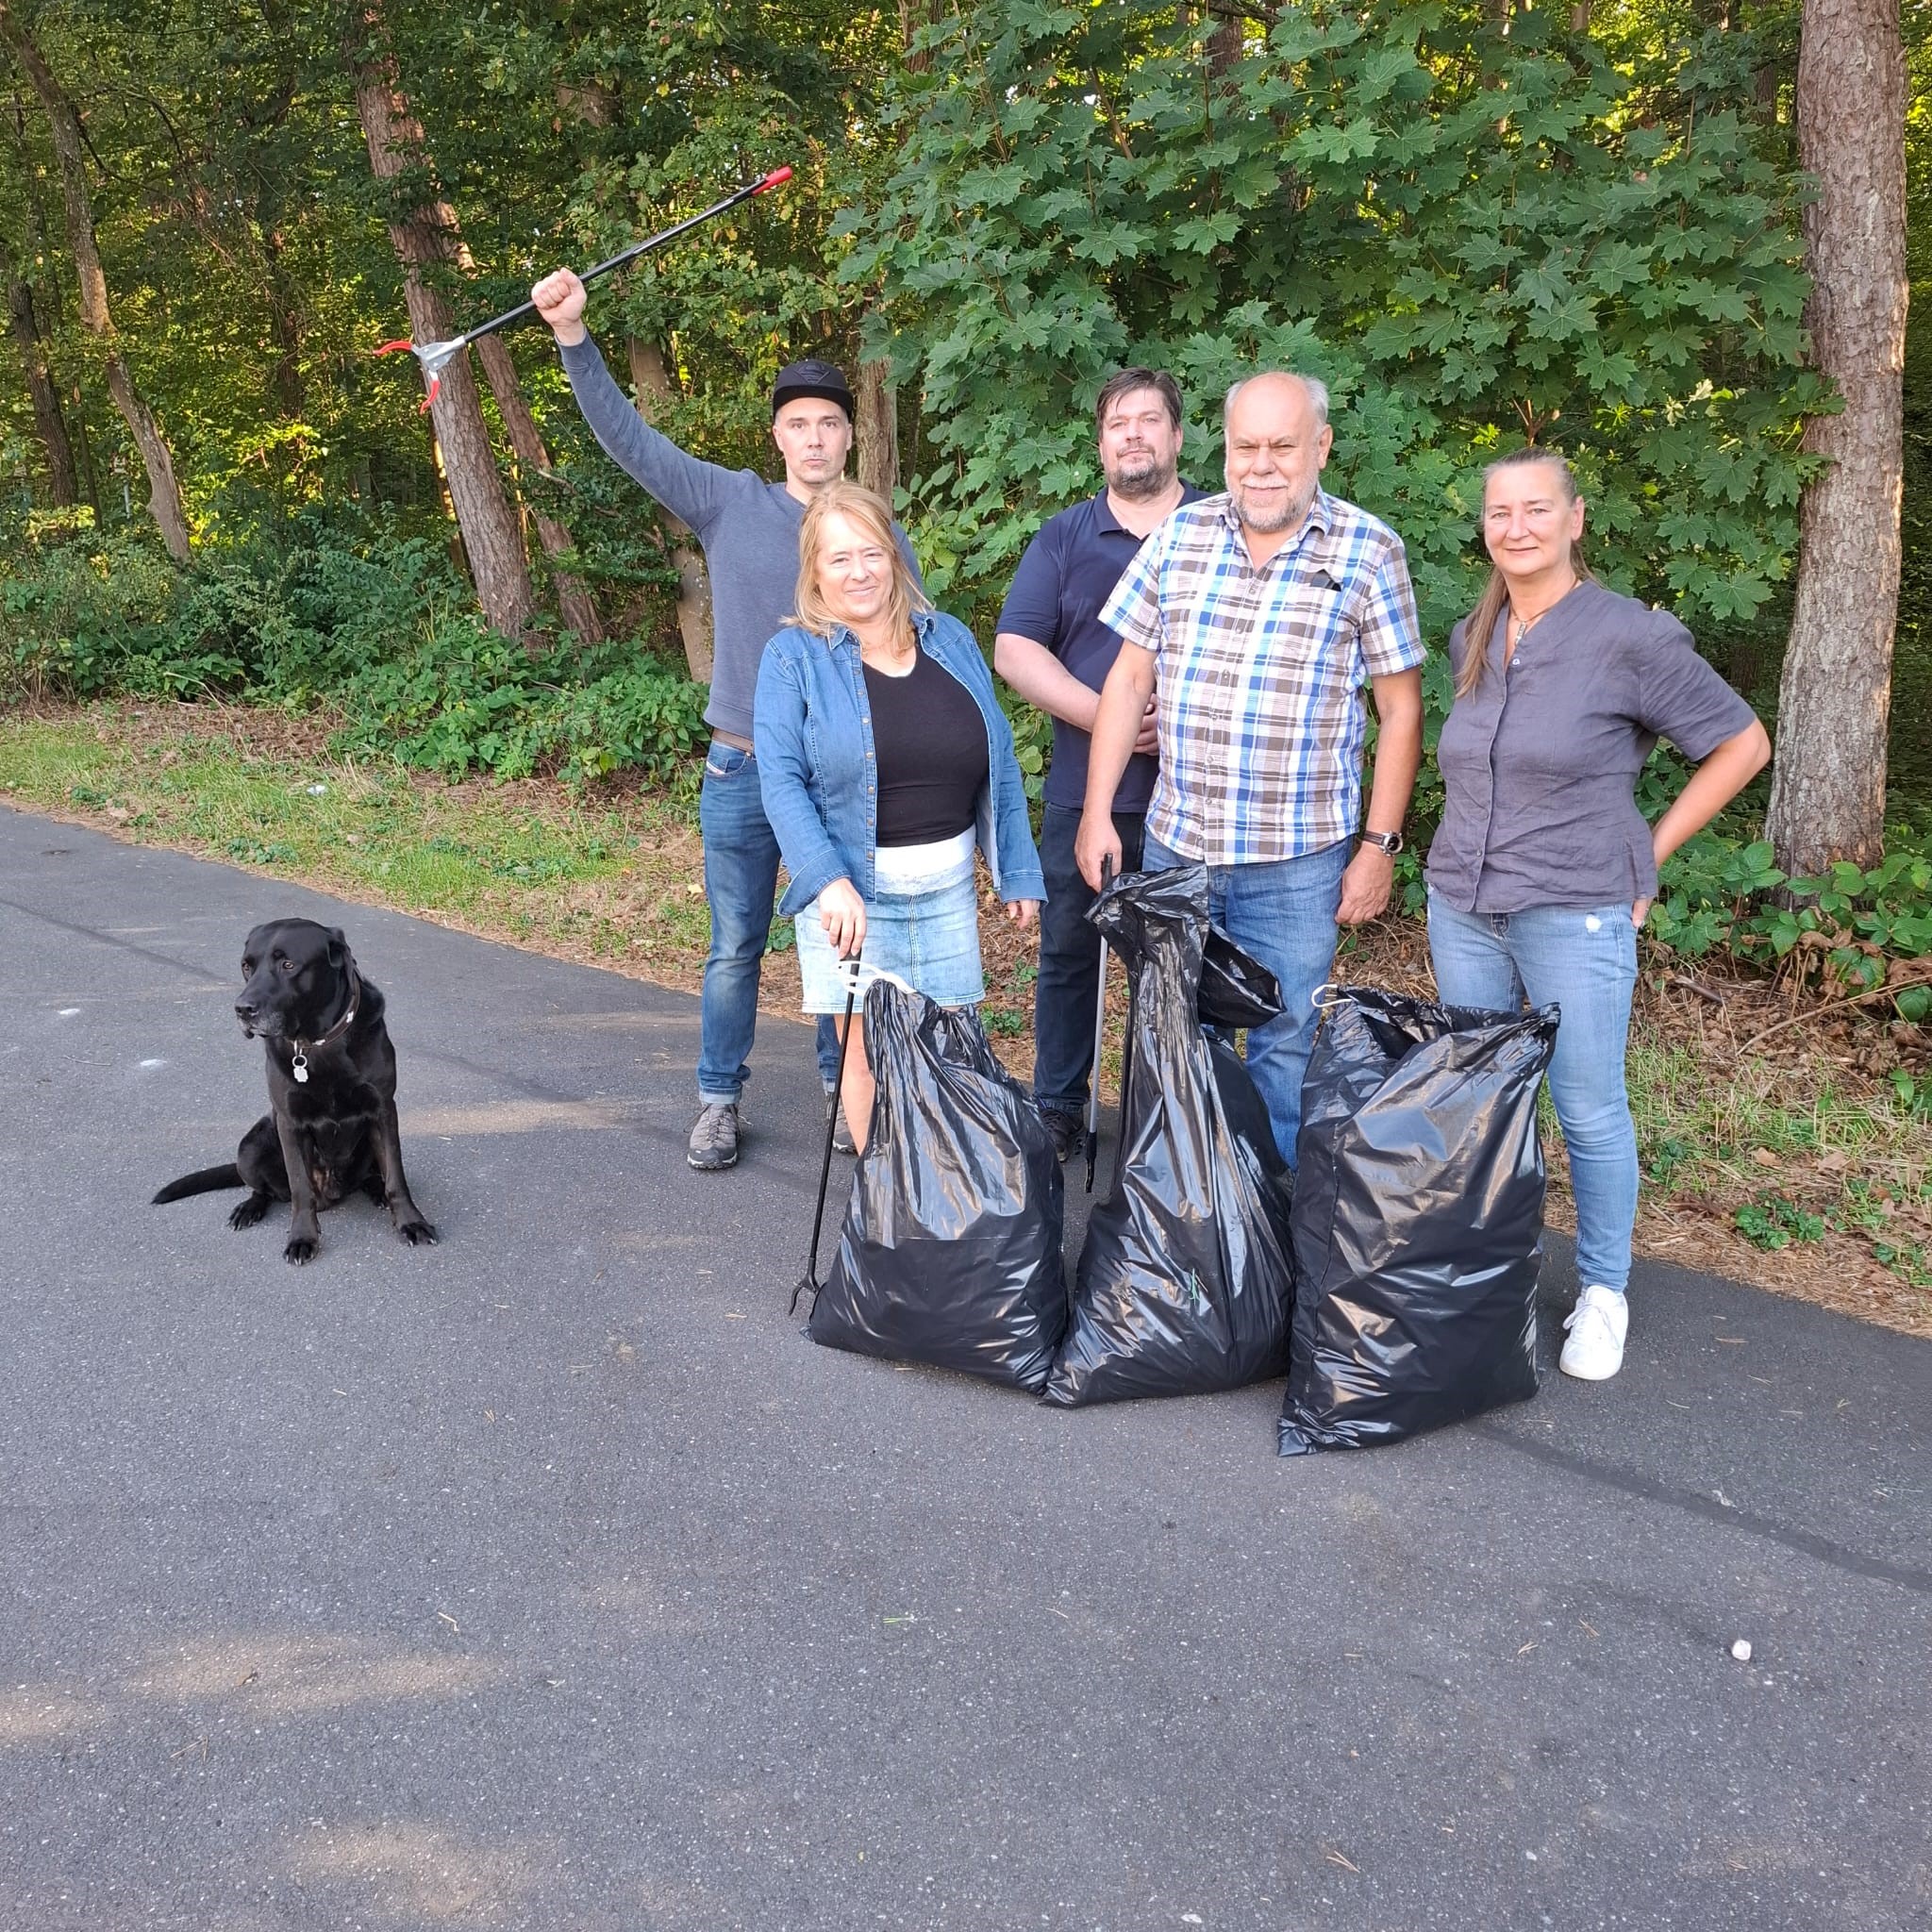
[1625,1039,1928,1179]
[0,709,713,976]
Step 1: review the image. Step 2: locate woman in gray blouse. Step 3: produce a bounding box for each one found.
[1426,448,1771,1383]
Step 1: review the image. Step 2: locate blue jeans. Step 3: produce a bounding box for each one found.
[1426,892,1639,1293]
[1033,803,1145,1121]
[1144,833,1349,1166]
[696,741,840,1106]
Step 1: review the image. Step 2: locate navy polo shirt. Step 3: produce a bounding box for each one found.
[997,485,1205,812]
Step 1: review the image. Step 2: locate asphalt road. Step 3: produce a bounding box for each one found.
[1,801,1926,1932]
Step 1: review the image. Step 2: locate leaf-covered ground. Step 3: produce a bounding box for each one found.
[5,698,1925,1339]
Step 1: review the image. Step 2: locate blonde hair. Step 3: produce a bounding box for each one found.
[790,481,931,642]
[1457,449,1594,701]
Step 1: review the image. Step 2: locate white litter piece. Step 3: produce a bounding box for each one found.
[139,1058,167,1070]
[1730,1639,1753,1662]
[57,1008,80,1017]
[306,783,327,795]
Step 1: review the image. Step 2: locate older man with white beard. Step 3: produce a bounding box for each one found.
[1074,371,1425,1164]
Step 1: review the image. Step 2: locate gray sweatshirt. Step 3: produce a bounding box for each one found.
[558,333,916,742]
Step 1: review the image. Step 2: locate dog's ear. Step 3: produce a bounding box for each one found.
[328,927,358,975]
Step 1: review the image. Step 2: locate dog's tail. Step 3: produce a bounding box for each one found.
[152,1164,244,1205]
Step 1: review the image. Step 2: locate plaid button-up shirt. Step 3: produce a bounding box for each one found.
[1100,490,1424,865]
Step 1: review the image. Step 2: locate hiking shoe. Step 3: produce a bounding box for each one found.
[687,1102,741,1171]
[830,1092,857,1157]
[1560,1284,1629,1380]
[1041,1108,1085,1164]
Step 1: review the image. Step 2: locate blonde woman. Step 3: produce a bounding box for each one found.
[1426,448,1770,1382]
[755,482,1044,1153]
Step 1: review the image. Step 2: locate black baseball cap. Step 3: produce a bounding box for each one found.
[772,358,854,422]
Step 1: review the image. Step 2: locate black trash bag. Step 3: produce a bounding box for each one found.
[1043,866,1296,1407]
[1198,924,1283,1030]
[808,975,1067,1391]
[1277,986,1560,1456]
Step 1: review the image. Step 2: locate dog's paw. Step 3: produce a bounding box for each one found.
[398,1219,440,1247]
[284,1236,317,1266]
[228,1196,269,1231]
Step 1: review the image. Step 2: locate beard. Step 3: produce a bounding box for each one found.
[1231,475,1316,534]
[1106,449,1178,501]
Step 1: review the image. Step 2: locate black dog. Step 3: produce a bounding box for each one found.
[153,918,438,1265]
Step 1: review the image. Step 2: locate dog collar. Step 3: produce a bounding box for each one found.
[291,968,360,1084]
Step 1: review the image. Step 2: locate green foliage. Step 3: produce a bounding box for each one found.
[3,531,214,696]
[0,521,708,787]
[845,0,1824,658]
[996,679,1054,806]
[1890,1070,1932,1122]
[1648,821,1932,992]
[1735,1191,1825,1250]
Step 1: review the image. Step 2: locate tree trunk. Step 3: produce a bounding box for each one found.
[2,3,191,558]
[856,350,898,502]
[0,228,77,504]
[628,336,714,683]
[261,227,305,420]
[1205,11,1243,75]
[346,6,535,638]
[1765,0,1907,875]
[898,0,940,73]
[473,333,604,642]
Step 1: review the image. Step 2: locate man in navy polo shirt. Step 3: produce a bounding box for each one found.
[994,368,1202,1161]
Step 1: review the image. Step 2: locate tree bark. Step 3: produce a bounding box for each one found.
[473,333,604,642]
[347,6,535,638]
[2,3,190,558]
[856,350,898,502]
[1765,0,1907,875]
[261,227,305,420]
[898,0,940,74]
[0,228,77,504]
[628,335,714,683]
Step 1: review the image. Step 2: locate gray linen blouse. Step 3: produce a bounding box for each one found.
[1425,581,1757,914]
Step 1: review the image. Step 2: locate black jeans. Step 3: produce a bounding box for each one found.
[1032,801,1146,1121]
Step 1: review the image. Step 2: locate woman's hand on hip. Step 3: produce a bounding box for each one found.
[1004,898,1040,933]
[818,879,867,958]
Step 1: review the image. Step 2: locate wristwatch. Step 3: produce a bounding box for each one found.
[1357,828,1404,855]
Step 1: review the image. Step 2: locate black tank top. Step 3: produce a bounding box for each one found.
[862,647,990,848]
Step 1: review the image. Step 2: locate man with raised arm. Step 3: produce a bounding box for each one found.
[531,266,917,1172]
[1074,370,1425,1165]
[993,368,1202,1162]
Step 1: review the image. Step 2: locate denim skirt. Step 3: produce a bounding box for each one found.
[794,841,985,1014]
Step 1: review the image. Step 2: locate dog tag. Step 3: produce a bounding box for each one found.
[291,1049,309,1084]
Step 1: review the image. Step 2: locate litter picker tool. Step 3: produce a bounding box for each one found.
[1085,855,1115,1193]
[791,955,861,1317]
[375,165,793,411]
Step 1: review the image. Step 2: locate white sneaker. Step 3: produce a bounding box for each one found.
[1560,1285,1629,1380]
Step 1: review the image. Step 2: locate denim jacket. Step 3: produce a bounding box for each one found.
[755,608,1046,917]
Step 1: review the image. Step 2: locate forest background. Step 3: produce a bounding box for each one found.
[1,0,1929,1318]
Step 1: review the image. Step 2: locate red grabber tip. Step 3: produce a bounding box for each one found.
[757,166,792,192]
